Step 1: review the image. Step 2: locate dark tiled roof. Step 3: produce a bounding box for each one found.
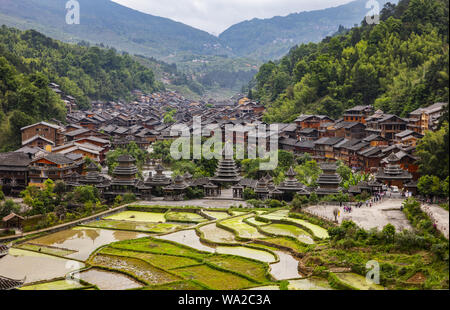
[0,276,24,290]
[0,152,32,167]
[33,153,75,165]
[64,128,90,137]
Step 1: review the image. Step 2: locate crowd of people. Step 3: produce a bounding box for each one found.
[338,191,387,214]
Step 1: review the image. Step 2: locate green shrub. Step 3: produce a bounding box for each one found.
[243,188,257,200]
[185,187,204,200]
[123,193,137,204]
[267,199,283,208]
[246,199,265,208]
[309,192,319,204]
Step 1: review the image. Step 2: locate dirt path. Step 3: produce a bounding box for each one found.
[305,198,412,232]
[421,204,449,239]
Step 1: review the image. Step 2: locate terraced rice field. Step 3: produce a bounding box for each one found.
[112,238,206,260]
[165,212,208,223]
[246,217,268,226]
[29,227,148,261]
[83,220,183,233]
[99,247,200,270]
[202,211,230,220]
[204,255,270,283]
[219,216,267,239]
[230,211,252,216]
[90,254,179,285]
[247,286,280,290]
[157,230,215,253]
[334,273,385,290]
[106,211,166,223]
[215,246,277,263]
[198,223,237,244]
[260,210,329,239]
[269,251,301,280]
[20,279,86,290]
[80,268,144,290]
[0,248,84,284]
[145,281,206,290]
[171,265,257,290]
[106,236,278,289]
[15,243,76,257]
[260,224,314,245]
[259,237,309,253]
[288,277,334,290]
[6,208,337,291]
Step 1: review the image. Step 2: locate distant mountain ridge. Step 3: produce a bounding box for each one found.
[0,0,397,62]
[219,0,397,60]
[0,0,229,61]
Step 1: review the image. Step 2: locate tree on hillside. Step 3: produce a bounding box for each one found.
[416,122,449,180]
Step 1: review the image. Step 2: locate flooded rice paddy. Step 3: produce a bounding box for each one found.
[260,224,315,244]
[260,210,329,239]
[215,246,277,263]
[156,229,215,253]
[198,223,237,244]
[29,227,148,260]
[334,273,385,290]
[219,215,267,239]
[83,219,183,233]
[0,248,85,284]
[105,211,166,223]
[288,277,334,290]
[202,211,230,220]
[0,208,355,290]
[80,268,144,290]
[269,251,301,280]
[90,254,179,285]
[247,285,281,290]
[20,279,86,290]
[165,212,208,223]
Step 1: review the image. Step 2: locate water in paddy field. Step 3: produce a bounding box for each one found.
[106,211,167,223]
[269,251,302,280]
[288,277,334,290]
[0,248,84,284]
[247,285,281,290]
[80,268,144,290]
[201,211,230,220]
[198,223,238,244]
[29,227,149,260]
[156,229,215,253]
[215,246,277,263]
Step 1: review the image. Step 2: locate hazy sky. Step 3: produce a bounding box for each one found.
[112,0,354,35]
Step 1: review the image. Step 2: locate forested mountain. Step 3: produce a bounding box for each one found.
[0,0,227,61]
[253,0,449,123]
[0,0,399,96]
[219,0,395,60]
[0,26,160,150]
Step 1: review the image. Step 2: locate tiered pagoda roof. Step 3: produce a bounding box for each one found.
[111,155,139,186]
[375,153,413,181]
[254,178,269,195]
[264,174,276,191]
[210,158,241,183]
[183,172,193,181]
[164,175,190,191]
[277,167,309,194]
[316,163,342,195]
[145,164,171,186]
[82,162,104,185]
